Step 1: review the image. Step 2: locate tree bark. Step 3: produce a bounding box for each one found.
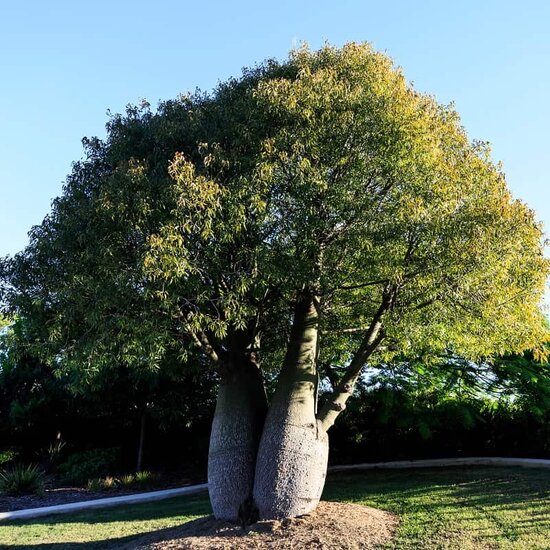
[136,410,146,472]
[253,295,329,519]
[207,292,388,521]
[208,358,268,520]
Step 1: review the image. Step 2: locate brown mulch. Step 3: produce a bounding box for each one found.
[125,501,398,549]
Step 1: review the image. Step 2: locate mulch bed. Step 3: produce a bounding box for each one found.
[125,501,398,549]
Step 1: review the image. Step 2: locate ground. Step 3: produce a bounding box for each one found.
[131,501,396,549]
[0,467,548,549]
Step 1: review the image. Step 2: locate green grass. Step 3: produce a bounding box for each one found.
[324,467,550,549]
[0,467,548,549]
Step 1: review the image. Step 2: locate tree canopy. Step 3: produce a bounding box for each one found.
[2,43,547,385]
[1,42,549,521]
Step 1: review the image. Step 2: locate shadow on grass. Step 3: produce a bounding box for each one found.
[5,467,550,549]
[6,492,211,526]
[5,516,214,550]
[6,514,257,550]
[323,466,550,503]
[323,466,550,545]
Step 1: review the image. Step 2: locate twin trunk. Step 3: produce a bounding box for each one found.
[207,296,330,521]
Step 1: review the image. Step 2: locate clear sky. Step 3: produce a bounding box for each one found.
[1,1,549,299]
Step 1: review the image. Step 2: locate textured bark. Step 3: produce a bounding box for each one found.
[254,413,329,519]
[208,361,267,520]
[208,292,386,521]
[254,295,329,519]
[136,410,146,472]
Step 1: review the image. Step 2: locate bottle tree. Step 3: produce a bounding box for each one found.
[2,44,548,521]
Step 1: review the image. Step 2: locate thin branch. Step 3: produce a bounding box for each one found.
[317,290,393,431]
[181,322,220,365]
[329,277,389,292]
[323,326,372,334]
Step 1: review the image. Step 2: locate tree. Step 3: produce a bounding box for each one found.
[0,316,216,471]
[1,43,548,521]
[0,317,73,450]
[327,350,550,463]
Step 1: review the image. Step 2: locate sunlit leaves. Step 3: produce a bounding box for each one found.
[1,42,548,385]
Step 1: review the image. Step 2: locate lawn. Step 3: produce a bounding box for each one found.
[0,467,548,549]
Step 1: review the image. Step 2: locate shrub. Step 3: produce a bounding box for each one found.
[0,464,45,496]
[85,477,104,491]
[117,474,136,488]
[86,470,157,491]
[59,448,120,484]
[119,470,157,489]
[134,470,156,486]
[0,449,18,467]
[329,385,550,464]
[86,476,117,491]
[37,440,67,473]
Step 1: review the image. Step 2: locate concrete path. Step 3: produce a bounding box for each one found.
[328,456,550,472]
[1,457,549,521]
[0,483,208,522]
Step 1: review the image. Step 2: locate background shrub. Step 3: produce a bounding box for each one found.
[58,447,121,484]
[37,440,67,473]
[85,470,157,491]
[0,449,18,468]
[0,464,45,496]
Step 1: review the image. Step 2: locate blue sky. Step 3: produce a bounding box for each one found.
[1,1,549,302]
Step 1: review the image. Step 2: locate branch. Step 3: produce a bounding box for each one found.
[328,277,389,293]
[182,323,221,365]
[324,326,372,334]
[317,291,392,431]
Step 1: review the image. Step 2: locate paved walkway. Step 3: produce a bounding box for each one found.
[328,456,550,472]
[1,457,548,521]
[0,484,208,522]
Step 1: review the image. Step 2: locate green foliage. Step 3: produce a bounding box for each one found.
[58,448,120,484]
[491,350,550,415]
[0,449,18,467]
[0,315,216,470]
[38,440,67,473]
[87,470,158,491]
[0,463,45,496]
[0,43,547,417]
[328,357,550,463]
[0,317,73,435]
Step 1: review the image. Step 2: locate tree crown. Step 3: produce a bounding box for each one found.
[1,43,548,380]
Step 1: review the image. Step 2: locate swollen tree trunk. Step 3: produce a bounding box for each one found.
[207,292,388,522]
[253,295,329,519]
[208,358,268,520]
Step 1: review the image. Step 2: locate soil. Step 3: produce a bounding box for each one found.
[125,501,398,549]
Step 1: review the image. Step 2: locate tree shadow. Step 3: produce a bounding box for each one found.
[323,467,550,544]
[6,515,261,550]
[5,492,210,527]
[5,467,549,549]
